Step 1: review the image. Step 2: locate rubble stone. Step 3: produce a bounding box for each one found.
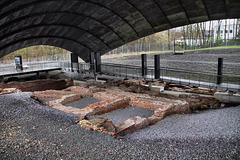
[0,88,21,95]
[79,117,116,134]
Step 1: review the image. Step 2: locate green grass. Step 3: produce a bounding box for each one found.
[184,45,240,52]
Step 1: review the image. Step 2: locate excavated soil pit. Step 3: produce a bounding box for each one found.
[65,97,101,109]
[88,105,154,125]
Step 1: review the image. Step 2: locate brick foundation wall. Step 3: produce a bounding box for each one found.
[34,90,79,99]
[81,96,131,116]
[93,92,117,100]
[64,86,93,97]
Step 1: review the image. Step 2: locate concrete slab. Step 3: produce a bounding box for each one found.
[114,116,149,135]
[86,79,106,84]
[214,92,240,104]
[161,90,192,97]
[73,80,87,86]
[143,84,164,92]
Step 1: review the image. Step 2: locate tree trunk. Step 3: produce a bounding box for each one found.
[216,20,221,42]
[224,19,227,43]
[168,29,170,50]
[197,23,202,46]
[208,21,211,47]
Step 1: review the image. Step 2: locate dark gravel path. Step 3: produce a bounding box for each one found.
[1,92,239,159]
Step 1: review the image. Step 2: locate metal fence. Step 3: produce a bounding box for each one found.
[59,62,93,73]
[0,53,72,65]
[104,41,239,56]
[0,61,61,76]
[100,63,240,91]
[1,61,239,91]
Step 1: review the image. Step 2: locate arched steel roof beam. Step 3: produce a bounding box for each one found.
[0,38,89,61]
[224,0,229,18]
[0,23,111,50]
[0,35,92,53]
[0,11,125,45]
[0,0,140,40]
[179,0,191,24]
[152,0,173,28]
[125,0,156,33]
[201,0,211,20]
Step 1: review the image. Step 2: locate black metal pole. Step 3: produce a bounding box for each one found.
[71,53,79,72]
[70,53,74,72]
[141,54,147,77]
[95,52,101,73]
[217,58,223,84]
[154,55,160,79]
[90,52,95,71]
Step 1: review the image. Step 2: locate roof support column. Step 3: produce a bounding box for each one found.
[154,54,160,79]
[95,52,101,73]
[89,52,95,72]
[142,54,147,77]
[71,53,79,73]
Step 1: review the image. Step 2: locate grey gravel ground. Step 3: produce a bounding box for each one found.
[125,106,240,141]
[88,106,154,124]
[1,92,239,159]
[65,97,101,109]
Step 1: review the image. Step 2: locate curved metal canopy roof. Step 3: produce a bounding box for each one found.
[0,0,239,61]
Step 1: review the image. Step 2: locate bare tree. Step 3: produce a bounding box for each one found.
[224,19,227,42]
[216,20,222,42]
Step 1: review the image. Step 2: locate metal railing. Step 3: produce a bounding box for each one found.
[59,62,94,73]
[100,63,240,91]
[0,61,61,76]
[1,61,239,91]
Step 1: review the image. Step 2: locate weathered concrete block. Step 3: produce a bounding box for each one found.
[60,94,82,105]
[150,85,164,92]
[86,79,106,84]
[147,115,163,125]
[214,92,240,104]
[114,116,149,135]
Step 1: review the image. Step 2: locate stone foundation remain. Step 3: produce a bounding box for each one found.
[34,85,190,136]
[1,78,224,136]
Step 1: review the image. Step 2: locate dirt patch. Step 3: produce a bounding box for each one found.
[0,79,73,92]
